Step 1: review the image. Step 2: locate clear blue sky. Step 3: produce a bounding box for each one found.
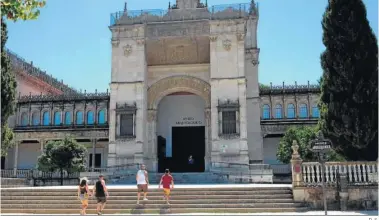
[6,0,378,92]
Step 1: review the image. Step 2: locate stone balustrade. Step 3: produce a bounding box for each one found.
[290,140,378,210]
[302,161,378,186]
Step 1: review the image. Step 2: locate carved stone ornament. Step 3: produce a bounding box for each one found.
[222,39,232,51]
[237,33,245,41]
[147,110,157,122]
[209,35,218,42]
[123,44,133,57]
[147,76,211,109]
[135,38,145,46]
[252,59,259,66]
[111,39,120,48]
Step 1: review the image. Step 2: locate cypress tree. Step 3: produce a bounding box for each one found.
[319,0,378,161]
[1,19,17,156]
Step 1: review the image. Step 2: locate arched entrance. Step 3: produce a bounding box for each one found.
[147,76,211,173]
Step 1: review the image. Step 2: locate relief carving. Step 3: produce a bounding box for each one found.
[147,110,157,122]
[111,39,120,48]
[245,48,260,66]
[135,38,145,46]
[237,33,245,41]
[222,39,232,51]
[209,35,218,42]
[123,44,133,56]
[147,76,211,109]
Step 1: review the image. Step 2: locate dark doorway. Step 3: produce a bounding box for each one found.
[171,126,205,172]
[89,154,101,168]
[1,157,5,170]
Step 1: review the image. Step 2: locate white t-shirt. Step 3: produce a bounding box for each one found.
[136,170,147,184]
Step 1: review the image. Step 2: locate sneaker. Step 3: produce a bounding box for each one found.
[137,201,140,205]
[97,212,102,215]
[143,198,148,201]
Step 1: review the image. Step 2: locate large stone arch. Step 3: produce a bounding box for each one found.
[147,76,211,110]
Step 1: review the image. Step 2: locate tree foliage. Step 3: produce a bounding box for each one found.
[276,126,345,164]
[1,19,17,156]
[319,0,378,161]
[1,0,46,21]
[37,138,87,184]
[1,0,46,156]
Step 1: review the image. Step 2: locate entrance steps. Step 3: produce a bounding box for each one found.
[0,185,308,214]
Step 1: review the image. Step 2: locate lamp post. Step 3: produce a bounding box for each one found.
[310,132,332,216]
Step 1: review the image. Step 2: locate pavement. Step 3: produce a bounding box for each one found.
[1,211,378,215]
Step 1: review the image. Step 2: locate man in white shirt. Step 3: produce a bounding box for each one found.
[136,164,149,204]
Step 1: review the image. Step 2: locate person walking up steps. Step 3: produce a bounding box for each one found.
[136,164,149,204]
[77,178,91,215]
[159,169,174,204]
[92,175,109,215]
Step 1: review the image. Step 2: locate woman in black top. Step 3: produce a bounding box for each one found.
[77,178,91,215]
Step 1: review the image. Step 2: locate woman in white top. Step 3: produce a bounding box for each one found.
[136,164,149,204]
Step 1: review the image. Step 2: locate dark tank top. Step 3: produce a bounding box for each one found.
[95,180,105,197]
[80,186,87,194]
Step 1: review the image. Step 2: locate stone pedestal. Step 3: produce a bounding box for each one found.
[290,140,304,187]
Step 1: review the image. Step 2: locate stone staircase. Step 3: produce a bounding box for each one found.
[0,185,308,214]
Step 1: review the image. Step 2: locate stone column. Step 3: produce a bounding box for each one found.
[290,140,303,187]
[204,108,212,171]
[147,109,157,172]
[92,139,97,170]
[13,141,20,176]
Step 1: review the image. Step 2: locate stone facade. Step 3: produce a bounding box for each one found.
[4,1,321,173]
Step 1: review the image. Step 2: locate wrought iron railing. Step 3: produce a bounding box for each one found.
[110,3,256,26]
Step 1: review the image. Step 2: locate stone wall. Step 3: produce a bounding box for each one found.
[293,186,378,210]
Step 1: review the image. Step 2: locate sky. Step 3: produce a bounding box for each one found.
[6,0,378,92]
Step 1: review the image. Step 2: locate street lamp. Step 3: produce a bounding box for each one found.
[310,132,332,216]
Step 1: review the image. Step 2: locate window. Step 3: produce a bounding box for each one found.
[64,112,71,125]
[275,104,282,119]
[21,112,28,126]
[218,99,239,136]
[287,104,295,119]
[32,112,40,125]
[120,113,134,136]
[42,111,50,126]
[262,104,270,119]
[89,154,102,168]
[87,111,94,125]
[98,110,106,124]
[116,102,137,139]
[312,105,320,118]
[299,104,308,118]
[54,112,61,125]
[76,111,84,125]
[222,111,237,134]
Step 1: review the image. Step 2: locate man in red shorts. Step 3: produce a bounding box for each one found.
[159,169,174,204]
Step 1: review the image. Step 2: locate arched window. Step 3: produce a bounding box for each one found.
[42,111,50,126]
[98,109,106,124]
[21,112,28,126]
[64,112,71,125]
[312,105,320,118]
[87,111,94,125]
[299,104,308,118]
[32,112,40,125]
[76,111,84,125]
[262,104,270,119]
[54,112,61,125]
[287,104,295,119]
[275,104,282,119]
